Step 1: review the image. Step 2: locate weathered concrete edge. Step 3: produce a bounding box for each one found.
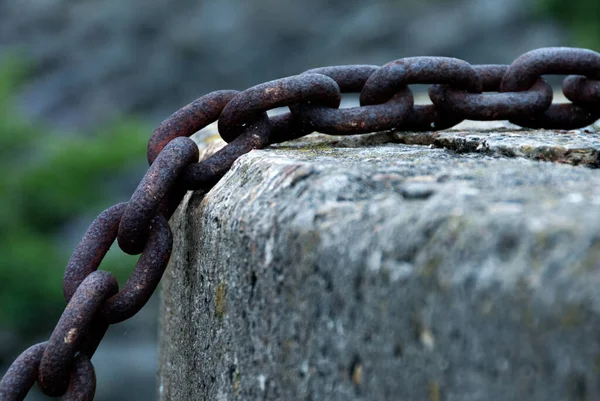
[158,126,600,400]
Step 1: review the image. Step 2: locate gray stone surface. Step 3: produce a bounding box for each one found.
[159,126,600,401]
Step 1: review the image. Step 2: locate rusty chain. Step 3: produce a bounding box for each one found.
[1,46,599,400]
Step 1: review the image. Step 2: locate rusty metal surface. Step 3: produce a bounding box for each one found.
[38,271,118,397]
[62,355,96,401]
[500,48,600,92]
[429,73,553,121]
[2,46,599,400]
[291,66,414,135]
[499,48,600,129]
[147,90,239,165]
[102,215,172,324]
[0,343,97,401]
[0,343,46,401]
[359,56,483,105]
[562,75,600,104]
[303,65,380,92]
[181,112,272,189]
[218,74,341,143]
[63,203,127,302]
[117,136,198,255]
[290,89,414,135]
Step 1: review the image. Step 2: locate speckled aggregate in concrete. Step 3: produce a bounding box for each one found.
[159,125,600,401]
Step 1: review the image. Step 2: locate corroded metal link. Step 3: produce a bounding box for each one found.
[146,89,250,216]
[147,90,239,165]
[63,355,97,401]
[268,112,315,144]
[360,56,482,106]
[64,203,128,301]
[359,57,482,131]
[473,65,510,91]
[510,103,600,130]
[146,90,247,217]
[290,65,415,135]
[77,319,110,360]
[563,75,600,104]
[182,112,272,189]
[399,65,498,131]
[38,271,118,397]
[273,66,383,139]
[157,180,191,220]
[63,205,172,324]
[401,105,464,132]
[0,343,46,401]
[291,88,414,135]
[429,65,553,121]
[428,79,553,121]
[218,74,341,143]
[0,343,97,401]
[303,65,380,92]
[101,215,172,323]
[500,47,600,92]
[501,48,600,129]
[118,136,198,255]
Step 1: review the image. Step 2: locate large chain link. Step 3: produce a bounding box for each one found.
[1,46,599,400]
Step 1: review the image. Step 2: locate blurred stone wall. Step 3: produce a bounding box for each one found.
[1,0,564,130]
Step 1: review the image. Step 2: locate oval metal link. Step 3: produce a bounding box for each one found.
[509,104,600,130]
[182,112,272,190]
[218,74,341,143]
[360,56,482,106]
[63,206,172,324]
[401,105,464,132]
[292,89,414,135]
[563,75,600,104]
[500,47,600,92]
[0,343,46,401]
[473,64,510,91]
[147,90,239,165]
[118,136,198,255]
[429,65,553,121]
[157,179,191,221]
[0,343,96,401]
[63,203,127,302]
[102,215,172,323]
[76,318,110,360]
[62,355,96,401]
[290,65,414,135]
[383,64,533,131]
[268,112,315,144]
[38,271,118,397]
[303,65,380,92]
[360,57,482,131]
[501,47,600,129]
[273,66,381,139]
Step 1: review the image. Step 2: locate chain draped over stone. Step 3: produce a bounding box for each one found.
[1,47,599,400]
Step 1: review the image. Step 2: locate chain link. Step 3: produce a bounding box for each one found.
[1,46,599,400]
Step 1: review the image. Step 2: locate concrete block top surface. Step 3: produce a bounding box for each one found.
[159,123,600,401]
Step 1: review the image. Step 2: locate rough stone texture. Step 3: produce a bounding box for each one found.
[398,124,600,168]
[0,0,564,129]
[159,125,600,401]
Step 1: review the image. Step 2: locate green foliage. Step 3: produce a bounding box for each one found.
[537,0,600,49]
[0,58,150,338]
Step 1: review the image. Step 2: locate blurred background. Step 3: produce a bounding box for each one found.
[0,0,597,399]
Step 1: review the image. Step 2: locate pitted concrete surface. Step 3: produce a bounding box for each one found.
[159,124,600,401]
